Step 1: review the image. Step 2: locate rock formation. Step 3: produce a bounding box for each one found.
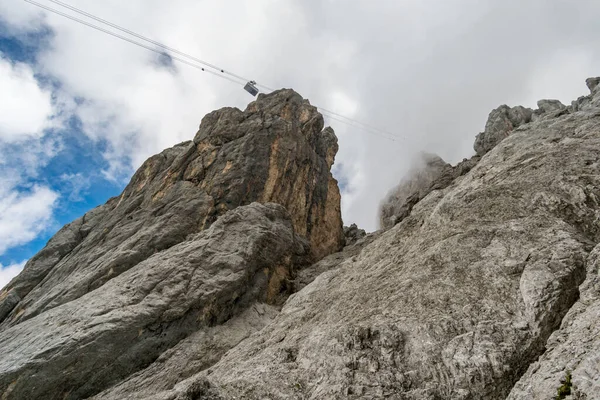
[343,223,367,246]
[508,244,600,399]
[0,89,343,328]
[474,105,533,156]
[1,78,600,400]
[0,89,343,399]
[178,78,598,399]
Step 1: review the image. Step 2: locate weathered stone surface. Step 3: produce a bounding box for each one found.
[0,203,309,400]
[156,79,600,399]
[0,89,343,399]
[508,243,600,399]
[295,230,381,292]
[474,105,533,155]
[537,99,566,114]
[91,303,280,400]
[192,90,344,259]
[0,89,343,329]
[2,79,600,400]
[0,217,86,322]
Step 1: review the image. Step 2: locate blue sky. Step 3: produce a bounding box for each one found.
[0,25,123,265]
[1,0,599,289]
[0,19,131,288]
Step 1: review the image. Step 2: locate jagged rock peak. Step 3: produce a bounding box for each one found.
[0,89,345,399]
[474,104,533,156]
[192,88,344,258]
[586,76,600,93]
[132,88,344,259]
[194,89,338,168]
[0,88,343,328]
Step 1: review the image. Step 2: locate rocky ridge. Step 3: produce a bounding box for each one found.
[186,78,599,399]
[0,79,599,399]
[0,89,343,399]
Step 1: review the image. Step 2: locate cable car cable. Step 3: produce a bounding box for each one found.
[23,0,245,86]
[44,0,256,86]
[320,112,397,141]
[24,0,400,141]
[318,107,400,140]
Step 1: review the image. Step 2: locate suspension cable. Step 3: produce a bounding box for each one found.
[25,0,402,141]
[24,0,246,86]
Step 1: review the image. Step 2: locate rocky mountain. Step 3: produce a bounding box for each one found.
[1,79,599,399]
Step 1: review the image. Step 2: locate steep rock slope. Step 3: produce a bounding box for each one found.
[508,244,600,399]
[92,226,376,400]
[0,89,343,330]
[0,203,309,400]
[506,78,600,400]
[160,79,600,399]
[2,79,599,400]
[0,90,344,399]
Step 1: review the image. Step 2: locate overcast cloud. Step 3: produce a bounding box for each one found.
[1,0,599,242]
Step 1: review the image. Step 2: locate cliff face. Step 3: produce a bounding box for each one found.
[178,78,600,400]
[1,79,599,400]
[191,90,344,259]
[0,89,343,400]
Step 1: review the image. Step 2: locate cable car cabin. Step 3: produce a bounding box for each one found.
[244,81,259,96]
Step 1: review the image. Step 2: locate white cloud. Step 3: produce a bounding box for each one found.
[0,55,54,141]
[0,261,27,290]
[2,0,600,231]
[0,185,59,255]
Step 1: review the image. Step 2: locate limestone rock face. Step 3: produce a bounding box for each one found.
[0,203,309,400]
[295,229,381,293]
[192,89,344,259]
[0,89,343,400]
[2,79,600,400]
[507,243,600,399]
[0,89,342,330]
[159,78,600,399]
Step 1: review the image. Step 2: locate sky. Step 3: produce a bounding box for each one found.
[1,0,599,288]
